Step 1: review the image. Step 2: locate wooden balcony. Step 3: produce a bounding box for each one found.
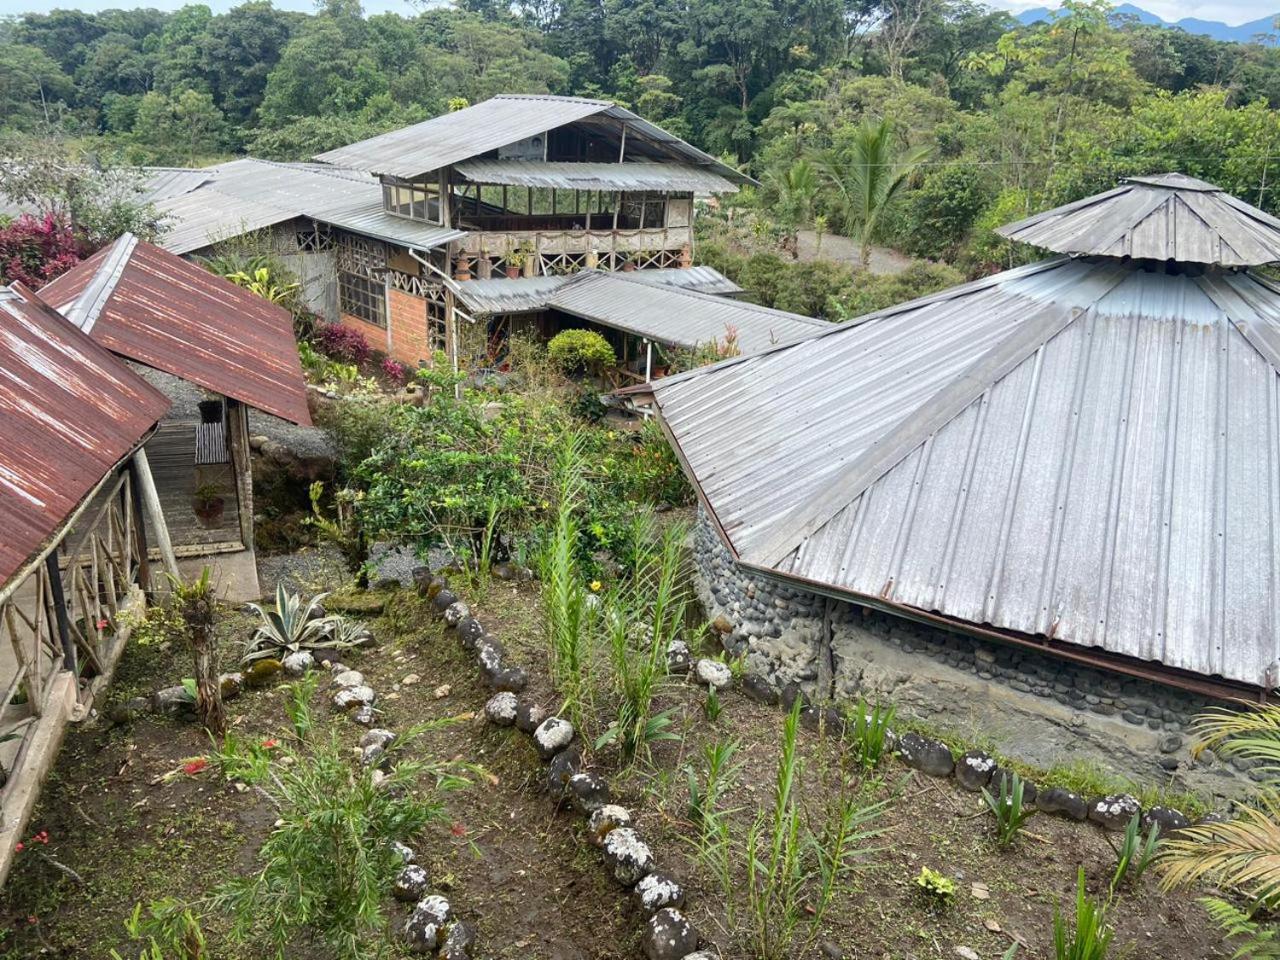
[451,225,692,277]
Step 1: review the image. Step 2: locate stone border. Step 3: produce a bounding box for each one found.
[419,570,721,960]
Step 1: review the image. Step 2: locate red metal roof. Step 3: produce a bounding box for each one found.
[0,284,170,587]
[40,235,312,426]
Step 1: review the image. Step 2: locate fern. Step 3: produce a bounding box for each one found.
[1201,897,1280,960]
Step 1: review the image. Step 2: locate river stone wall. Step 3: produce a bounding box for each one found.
[691,509,1255,799]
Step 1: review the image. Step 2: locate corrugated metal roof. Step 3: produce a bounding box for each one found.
[999,172,1280,266]
[154,158,463,255]
[546,270,831,354]
[454,159,738,193]
[40,235,312,426]
[647,255,1280,687]
[0,283,169,587]
[139,167,212,202]
[453,265,743,314]
[314,95,749,185]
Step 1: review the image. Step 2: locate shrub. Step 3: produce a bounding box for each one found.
[914,866,956,903]
[547,328,616,373]
[901,166,995,262]
[0,212,82,285]
[830,262,964,319]
[242,585,369,664]
[314,323,373,364]
[380,357,409,385]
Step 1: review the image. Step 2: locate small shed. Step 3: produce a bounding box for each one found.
[0,281,170,886]
[40,234,313,600]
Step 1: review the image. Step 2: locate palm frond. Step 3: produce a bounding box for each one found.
[1160,797,1280,904]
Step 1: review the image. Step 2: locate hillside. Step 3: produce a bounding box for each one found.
[1017,3,1280,42]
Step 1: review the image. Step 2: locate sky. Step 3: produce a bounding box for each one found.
[0,0,1275,32]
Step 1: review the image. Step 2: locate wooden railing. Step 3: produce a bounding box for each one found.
[0,469,146,793]
[452,225,692,264]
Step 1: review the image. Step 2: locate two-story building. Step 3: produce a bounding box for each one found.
[150,95,825,377]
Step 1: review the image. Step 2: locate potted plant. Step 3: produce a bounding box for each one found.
[621,253,637,272]
[192,481,226,527]
[505,248,527,279]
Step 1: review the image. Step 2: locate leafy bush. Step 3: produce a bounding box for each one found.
[314,323,373,364]
[0,212,83,285]
[830,262,964,319]
[380,357,409,385]
[901,166,995,261]
[914,866,956,903]
[547,328,616,372]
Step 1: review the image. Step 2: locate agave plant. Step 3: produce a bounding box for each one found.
[242,586,338,664]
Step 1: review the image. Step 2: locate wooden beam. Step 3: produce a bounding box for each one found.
[131,448,178,580]
[227,400,255,550]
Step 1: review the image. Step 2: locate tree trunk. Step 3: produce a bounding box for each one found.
[191,619,225,737]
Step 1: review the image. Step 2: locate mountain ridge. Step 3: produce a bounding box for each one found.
[1015,3,1280,43]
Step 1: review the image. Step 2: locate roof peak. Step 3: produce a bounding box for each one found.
[998,172,1280,266]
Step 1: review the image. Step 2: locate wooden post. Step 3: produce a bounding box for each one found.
[125,460,152,592]
[226,400,255,551]
[45,552,74,678]
[131,448,178,580]
[644,339,652,382]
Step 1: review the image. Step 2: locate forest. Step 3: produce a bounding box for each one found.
[6,0,1280,281]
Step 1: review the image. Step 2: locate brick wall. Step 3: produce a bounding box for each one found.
[339,288,431,367]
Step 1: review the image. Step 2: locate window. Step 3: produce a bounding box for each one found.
[339,271,386,327]
[382,176,442,223]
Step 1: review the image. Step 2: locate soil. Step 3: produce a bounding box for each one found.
[0,565,1235,960]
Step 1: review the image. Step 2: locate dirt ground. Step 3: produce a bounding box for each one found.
[0,566,1235,960]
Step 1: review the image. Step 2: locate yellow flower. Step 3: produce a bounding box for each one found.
[589,580,602,592]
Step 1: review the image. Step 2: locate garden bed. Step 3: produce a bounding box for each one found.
[0,562,1236,959]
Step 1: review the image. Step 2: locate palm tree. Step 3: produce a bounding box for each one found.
[815,118,932,268]
[763,158,819,259]
[1160,702,1280,954]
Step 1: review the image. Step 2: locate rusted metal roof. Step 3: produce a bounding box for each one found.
[999,172,1280,266]
[547,270,831,354]
[643,252,1280,689]
[454,159,738,194]
[39,235,312,426]
[0,283,169,588]
[452,266,743,315]
[315,95,750,186]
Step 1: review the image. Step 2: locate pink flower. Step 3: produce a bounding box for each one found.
[182,758,208,776]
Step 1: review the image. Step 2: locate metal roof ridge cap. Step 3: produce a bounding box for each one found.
[61,234,138,333]
[1194,272,1280,375]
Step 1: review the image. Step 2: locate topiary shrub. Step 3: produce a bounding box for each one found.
[547,329,616,373]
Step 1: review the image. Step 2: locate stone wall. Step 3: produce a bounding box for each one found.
[691,509,1256,800]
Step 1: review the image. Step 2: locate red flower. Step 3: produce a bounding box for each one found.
[261,738,278,749]
[449,822,467,837]
[182,758,209,776]
[14,842,23,852]
[95,618,109,630]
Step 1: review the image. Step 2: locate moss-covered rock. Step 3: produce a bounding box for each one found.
[244,658,283,688]
[325,588,390,616]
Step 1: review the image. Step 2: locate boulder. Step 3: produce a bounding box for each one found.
[1143,805,1190,835]
[533,717,575,760]
[431,589,458,612]
[603,827,655,886]
[402,895,452,954]
[281,650,315,677]
[546,747,583,800]
[693,658,733,690]
[490,665,528,694]
[588,804,633,846]
[642,908,698,960]
[152,685,194,716]
[109,696,153,724]
[352,705,376,726]
[1088,794,1142,832]
[219,673,243,701]
[741,674,780,705]
[333,669,365,689]
[410,566,434,593]
[392,841,417,864]
[393,864,431,901]
[456,617,485,650]
[1037,787,1088,820]
[443,601,471,627]
[334,685,376,711]
[475,639,504,681]
[244,657,283,687]
[955,751,997,792]
[439,920,477,960]
[666,640,691,674]
[896,733,955,778]
[567,772,611,814]
[422,575,449,599]
[484,692,519,726]
[634,871,684,913]
[515,699,548,734]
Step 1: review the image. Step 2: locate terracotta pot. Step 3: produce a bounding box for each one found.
[506,265,521,279]
[622,261,636,272]
[193,497,225,528]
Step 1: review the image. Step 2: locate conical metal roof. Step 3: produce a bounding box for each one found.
[997,172,1280,266]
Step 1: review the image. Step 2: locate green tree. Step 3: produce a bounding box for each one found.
[816,117,932,265]
[134,88,227,164]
